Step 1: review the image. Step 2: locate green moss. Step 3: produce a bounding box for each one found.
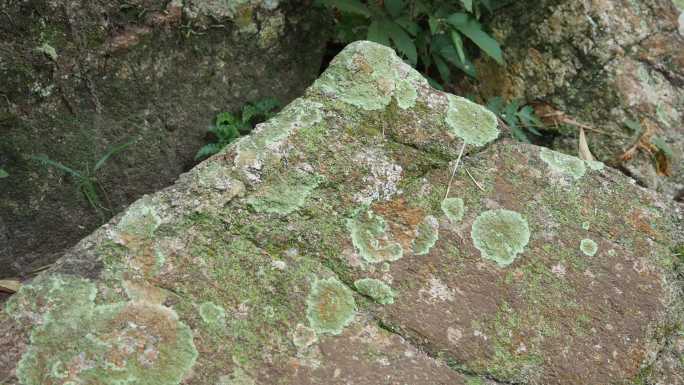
[7,275,197,385]
[580,239,598,256]
[347,207,403,263]
[312,41,426,111]
[445,95,499,146]
[412,215,439,255]
[306,277,356,335]
[441,197,465,223]
[471,209,530,267]
[246,171,323,215]
[539,148,586,179]
[199,301,227,326]
[354,278,395,305]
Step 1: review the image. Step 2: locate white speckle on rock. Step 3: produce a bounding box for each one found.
[351,149,403,204]
[420,277,455,302]
[551,263,566,277]
[447,327,463,344]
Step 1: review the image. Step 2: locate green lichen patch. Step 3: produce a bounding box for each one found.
[306,277,356,335]
[539,148,587,179]
[291,323,317,349]
[7,275,198,385]
[412,215,439,255]
[585,159,605,171]
[471,209,530,267]
[200,301,227,327]
[117,198,162,238]
[312,41,426,111]
[580,239,598,256]
[442,197,465,223]
[246,171,323,214]
[354,278,395,305]
[445,95,499,146]
[347,207,403,263]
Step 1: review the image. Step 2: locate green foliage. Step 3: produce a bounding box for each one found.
[0,168,8,178]
[31,139,136,221]
[486,97,543,143]
[318,0,509,84]
[195,99,280,161]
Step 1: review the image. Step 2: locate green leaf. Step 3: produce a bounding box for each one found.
[516,105,543,129]
[448,14,504,64]
[428,16,439,34]
[511,126,530,143]
[367,20,391,47]
[624,119,642,133]
[195,143,223,161]
[242,98,280,124]
[486,96,504,115]
[425,76,444,90]
[316,0,370,17]
[450,30,466,65]
[0,168,7,178]
[461,0,473,12]
[384,0,405,19]
[446,13,469,27]
[31,155,83,178]
[386,22,417,66]
[93,139,136,171]
[432,53,451,84]
[216,112,239,127]
[394,16,421,36]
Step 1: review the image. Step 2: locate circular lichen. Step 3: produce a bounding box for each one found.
[580,239,598,256]
[306,277,356,335]
[442,197,465,223]
[354,278,395,305]
[199,301,226,326]
[347,207,403,263]
[471,209,530,267]
[445,95,499,146]
[117,199,161,238]
[10,276,198,385]
[412,215,439,255]
[539,148,586,179]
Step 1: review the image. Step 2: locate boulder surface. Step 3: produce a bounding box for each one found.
[1,41,682,385]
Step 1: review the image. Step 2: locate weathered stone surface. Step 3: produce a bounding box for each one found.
[461,0,684,199]
[0,0,329,276]
[1,41,682,385]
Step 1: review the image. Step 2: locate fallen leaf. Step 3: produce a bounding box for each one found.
[578,128,595,161]
[0,279,21,293]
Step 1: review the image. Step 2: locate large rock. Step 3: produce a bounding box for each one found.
[1,41,682,385]
[0,0,329,276]
[461,0,684,199]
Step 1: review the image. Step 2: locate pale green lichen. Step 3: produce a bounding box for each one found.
[35,43,58,61]
[347,207,403,263]
[312,41,426,111]
[306,277,356,335]
[246,171,322,214]
[199,301,226,326]
[581,221,590,230]
[7,275,198,385]
[412,215,439,255]
[471,209,530,267]
[117,199,162,238]
[585,160,605,171]
[292,323,317,349]
[354,278,395,305]
[580,239,598,256]
[442,197,465,223]
[539,148,586,179]
[445,95,499,146]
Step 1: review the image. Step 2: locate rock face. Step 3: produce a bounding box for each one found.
[1,41,683,385]
[462,0,684,199]
[0,0,329,276]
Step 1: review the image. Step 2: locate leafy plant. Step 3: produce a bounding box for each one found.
[0,168,7,178]
[485,97,543,142]
[317,0,509,86]
[195,98,280,160]
[31,139,136,221]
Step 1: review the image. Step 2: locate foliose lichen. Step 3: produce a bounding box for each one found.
[246,171,323,214]
[585,160,605,171]
[445,95,499,146]
[412,215,439,255]
[291,323,317,349]
[6,275,198,385]
[442,197,465,223]
[539,148,586,179]
[199,301,227,326]
[117,198,162,238]
[312,41,427,111]
[347,207,403,263]
[580,239,598,256]
[471,209,531,267]
[306,277,356,335]
[354,278,395,305]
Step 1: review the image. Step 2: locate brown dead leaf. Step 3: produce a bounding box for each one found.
[578,128,595,161]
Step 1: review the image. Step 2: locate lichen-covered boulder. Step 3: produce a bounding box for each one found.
[0,0,329,276]
[1,41,682,385]
[460,0,684,199]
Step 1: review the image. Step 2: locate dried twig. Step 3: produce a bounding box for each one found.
[445,141,466,199]
[465,167,485,192]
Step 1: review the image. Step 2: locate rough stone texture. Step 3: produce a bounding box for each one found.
[0,0,329,276]
[1,41,683,385]
[460,0,684,199]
